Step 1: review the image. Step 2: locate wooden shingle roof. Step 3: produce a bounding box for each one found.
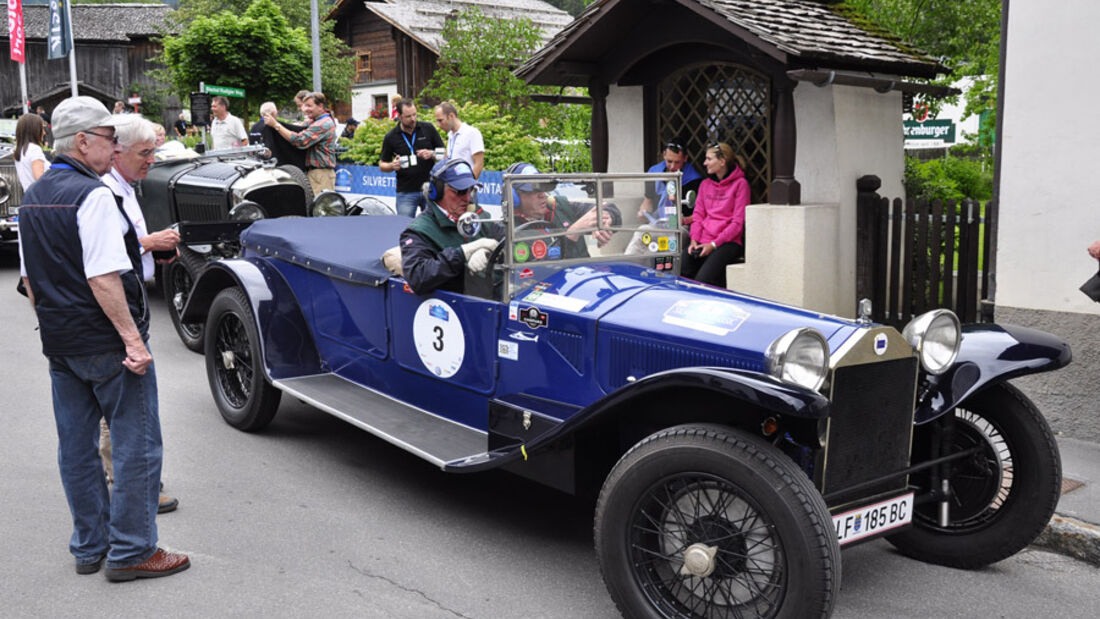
[0,3,174,42]
[517,0,945,83]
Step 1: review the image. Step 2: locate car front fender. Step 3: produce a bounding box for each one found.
[181,258,322,380]
[448,367,829,474]
[915,323,1071,424]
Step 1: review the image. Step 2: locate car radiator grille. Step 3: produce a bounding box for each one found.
[821,357,917,501]
[0,163,23,216]
[174,188,229,222]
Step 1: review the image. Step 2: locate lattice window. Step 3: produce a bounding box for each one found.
[657,63,771,203]
[356,51,373,83]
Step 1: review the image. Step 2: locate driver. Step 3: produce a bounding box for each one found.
[507,162,622,259]
[400,158,500,295]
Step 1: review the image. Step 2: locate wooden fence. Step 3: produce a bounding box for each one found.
[856,175,998,327]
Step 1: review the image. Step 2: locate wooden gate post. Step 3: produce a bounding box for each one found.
[856,175,884,320]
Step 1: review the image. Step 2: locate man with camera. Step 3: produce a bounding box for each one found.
[380,100,444,218]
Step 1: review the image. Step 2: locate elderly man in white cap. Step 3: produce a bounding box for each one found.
[18,96,191,581]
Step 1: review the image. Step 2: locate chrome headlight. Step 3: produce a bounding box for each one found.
[766,328,829,391]
[0,176,10,206]
[311,191,347,217]
[902,309,961,375]
[229,200,266,221]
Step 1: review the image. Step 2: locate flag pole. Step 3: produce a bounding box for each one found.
[65,0,77,96]
[20,64,29,114]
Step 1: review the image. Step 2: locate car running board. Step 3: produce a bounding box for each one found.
[272,374,488,469]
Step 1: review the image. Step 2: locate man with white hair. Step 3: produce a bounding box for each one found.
[18,96,191,581]
[249,101,278,146]
[99,116,182,516]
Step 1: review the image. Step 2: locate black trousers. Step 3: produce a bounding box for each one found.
[681,241,744,288]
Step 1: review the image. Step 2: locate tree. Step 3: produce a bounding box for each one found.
[172,0,354,105]
[160,0,310,121]
[421,7,592,171]
[840,1,1000,147]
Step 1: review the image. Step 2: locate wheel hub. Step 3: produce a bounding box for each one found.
[221,350,236,370]
[173,291,185,312]
[680,543,718,578]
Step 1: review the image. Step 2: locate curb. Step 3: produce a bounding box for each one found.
[1033,514,1100,567]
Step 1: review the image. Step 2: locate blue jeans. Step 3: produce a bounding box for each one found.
[49,348,162,569]
[396,191,427,218]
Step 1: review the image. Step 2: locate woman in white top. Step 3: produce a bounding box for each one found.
[14,112,50,191]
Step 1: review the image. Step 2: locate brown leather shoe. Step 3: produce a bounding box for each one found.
[158,493,179,514]
[104,548,190,582]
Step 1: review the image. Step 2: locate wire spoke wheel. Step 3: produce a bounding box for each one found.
[204,288,281,431]
[632,474,785,618]
[597,425,839,619]
[213,311,253,409]
[887,383,1060,568]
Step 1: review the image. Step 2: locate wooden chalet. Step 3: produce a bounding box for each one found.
[327,0,572,120]
[0,3,174,120]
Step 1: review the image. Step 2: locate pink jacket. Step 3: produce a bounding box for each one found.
[690,166,749,247]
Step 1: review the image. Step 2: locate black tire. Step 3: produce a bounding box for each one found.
[277,164,313,212]
[204,287,281,431]
[887,382,1061,568]
[595,424,840,619]
[163,246,207,353]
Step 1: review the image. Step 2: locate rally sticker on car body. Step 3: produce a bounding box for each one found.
[661,299,750,336]
[413,299,465,378]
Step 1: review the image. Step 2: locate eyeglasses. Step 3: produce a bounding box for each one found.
[133,148,156,158]
[664,142,684,153]
[449,186,474,196]
[85,130,118,145]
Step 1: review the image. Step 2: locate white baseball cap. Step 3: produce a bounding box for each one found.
[51,96,129,140]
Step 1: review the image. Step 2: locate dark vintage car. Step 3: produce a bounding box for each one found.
[0,119,22,245]
[179,171,1069,618]
[137,145,377,351]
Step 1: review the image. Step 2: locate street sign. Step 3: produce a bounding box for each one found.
[203,84,245,98]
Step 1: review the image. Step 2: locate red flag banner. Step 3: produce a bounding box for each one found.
[9,0,26,63]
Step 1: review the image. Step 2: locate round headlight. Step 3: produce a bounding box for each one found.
[229,200,266,221]
[0,176,10,206]
[902,309,961,375]
[766,328,829,391]
[311,191,348,217]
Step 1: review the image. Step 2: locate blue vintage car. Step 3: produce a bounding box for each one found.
[181,172,1069,618]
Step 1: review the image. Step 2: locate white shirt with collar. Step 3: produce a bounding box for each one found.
[211,112,248,150]
[102,167,155,281]
[446,121,484,166]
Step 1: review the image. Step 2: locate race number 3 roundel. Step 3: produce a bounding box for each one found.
[413,299,466,378]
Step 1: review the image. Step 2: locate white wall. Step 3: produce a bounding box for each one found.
[351,81,397,121]
[792,83,904,313]
[605,85,644,174]
[998,0,1100,314]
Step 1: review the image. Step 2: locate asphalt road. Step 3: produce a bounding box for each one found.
[1,248,1097,618]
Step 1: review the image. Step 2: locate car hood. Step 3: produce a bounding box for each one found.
[515,263,861,375]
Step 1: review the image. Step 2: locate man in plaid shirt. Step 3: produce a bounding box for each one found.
[263,92,338,194]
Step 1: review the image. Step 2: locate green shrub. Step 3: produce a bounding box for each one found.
[904,155,993,202]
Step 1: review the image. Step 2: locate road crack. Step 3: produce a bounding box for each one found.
[347,560,473,619]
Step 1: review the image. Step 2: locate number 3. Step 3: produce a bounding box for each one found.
[433,325,444,351]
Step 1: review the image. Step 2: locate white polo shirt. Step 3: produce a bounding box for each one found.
[446,122,484,169]
[210,112,248,150]
[19,186,133,280]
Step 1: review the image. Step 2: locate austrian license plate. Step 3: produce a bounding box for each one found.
[833,492,913,546]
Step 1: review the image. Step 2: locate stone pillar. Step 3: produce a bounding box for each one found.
[590,78,609,173]
[770,80,800,205]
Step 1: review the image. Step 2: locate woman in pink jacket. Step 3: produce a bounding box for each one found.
[682,142,748,287]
